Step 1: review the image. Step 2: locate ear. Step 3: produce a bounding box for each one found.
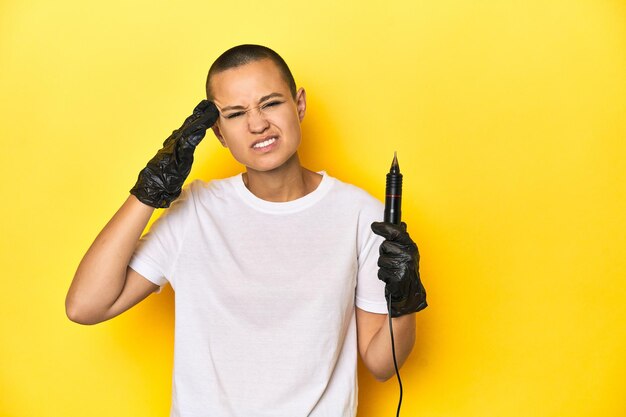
[296,87,306,122]
[211,123,227,147]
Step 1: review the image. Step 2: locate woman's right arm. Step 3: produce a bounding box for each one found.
[65,195,158,325]
[66,100,219,325]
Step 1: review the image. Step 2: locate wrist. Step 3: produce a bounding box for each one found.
[385,274,427,317]
[128,193,159,212]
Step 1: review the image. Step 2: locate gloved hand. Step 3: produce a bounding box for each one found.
[371,221,428,317]
[130,100,219,208]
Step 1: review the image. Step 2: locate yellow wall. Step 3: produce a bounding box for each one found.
[1,1,625,416]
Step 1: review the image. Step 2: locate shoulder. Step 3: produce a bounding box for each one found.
[159,175,241,218]
[186,176,234,193]
[184,175,241,201]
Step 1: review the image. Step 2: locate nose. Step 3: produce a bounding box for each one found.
[247,107,270,134]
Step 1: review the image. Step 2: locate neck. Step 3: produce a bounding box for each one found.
[243,153,322,202]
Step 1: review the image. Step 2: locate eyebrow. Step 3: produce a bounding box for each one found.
[220,93,285,113]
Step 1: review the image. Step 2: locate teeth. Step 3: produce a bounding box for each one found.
[253,137,277,149]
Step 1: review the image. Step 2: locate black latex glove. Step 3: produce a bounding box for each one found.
[130,100,219,208]
[371,221,428,317]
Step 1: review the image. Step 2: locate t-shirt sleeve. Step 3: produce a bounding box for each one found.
[128,184,194,288]
[355,195,389,314]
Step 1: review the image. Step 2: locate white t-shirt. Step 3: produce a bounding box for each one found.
[129,172,388,417]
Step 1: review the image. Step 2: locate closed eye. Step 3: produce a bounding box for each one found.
[261,100,284,110]
[225,111,245,119]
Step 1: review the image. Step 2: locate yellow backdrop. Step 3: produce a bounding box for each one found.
[1,1,625,416]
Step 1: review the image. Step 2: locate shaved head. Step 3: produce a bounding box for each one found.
[206,44,297,101]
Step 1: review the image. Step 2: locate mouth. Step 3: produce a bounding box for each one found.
[251,136,278,150]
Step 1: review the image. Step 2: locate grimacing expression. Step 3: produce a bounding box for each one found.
[209,58,306,173]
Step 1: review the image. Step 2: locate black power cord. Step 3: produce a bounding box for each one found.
[388,297,403,417]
